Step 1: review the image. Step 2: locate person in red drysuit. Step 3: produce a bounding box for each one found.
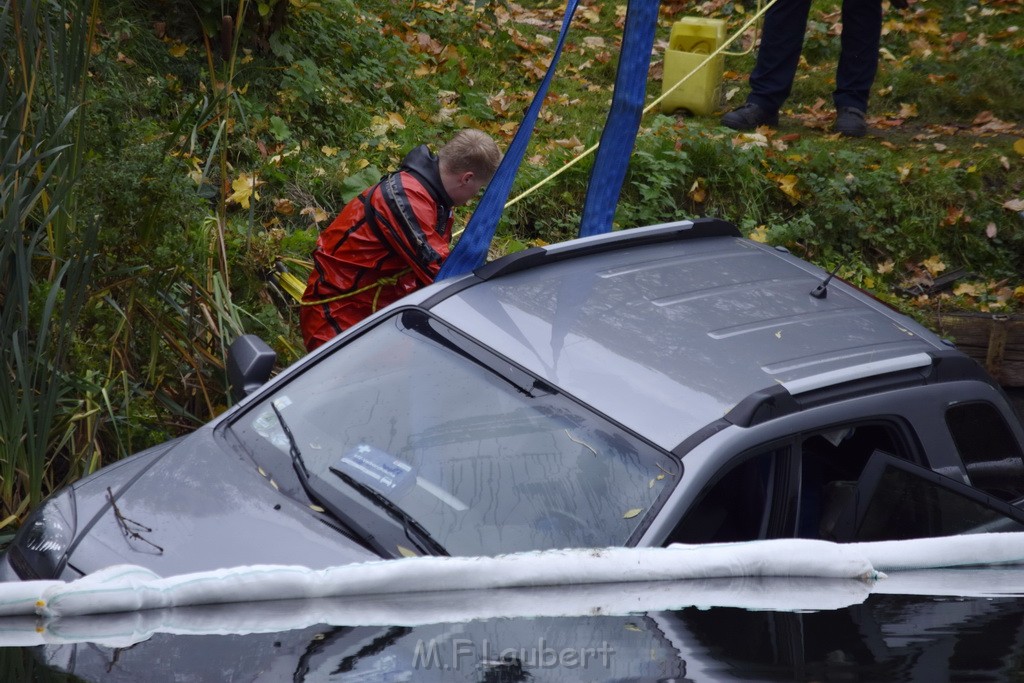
[300,130,501,351]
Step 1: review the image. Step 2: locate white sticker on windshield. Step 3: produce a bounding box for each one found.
[338,445,414,497]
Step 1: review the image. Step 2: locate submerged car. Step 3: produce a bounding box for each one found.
[4,218,1024,581]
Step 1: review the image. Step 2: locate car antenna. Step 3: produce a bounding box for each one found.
[810,262,843,299]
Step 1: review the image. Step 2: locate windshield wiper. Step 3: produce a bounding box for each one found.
[269,402,380,551]
[271,401,309,481]
[328,466,448,557]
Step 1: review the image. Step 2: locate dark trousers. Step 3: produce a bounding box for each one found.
[746,0,883,113]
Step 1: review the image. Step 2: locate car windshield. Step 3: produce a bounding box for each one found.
[228,310,678,557]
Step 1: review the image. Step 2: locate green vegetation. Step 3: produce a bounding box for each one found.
[1,0,1022,523]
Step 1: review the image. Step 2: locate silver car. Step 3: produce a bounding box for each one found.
[5,218,1024,580]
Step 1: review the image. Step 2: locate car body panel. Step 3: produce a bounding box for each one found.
[0,429,378,581]
[431,236,946,450]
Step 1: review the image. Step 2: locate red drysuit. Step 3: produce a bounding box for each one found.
[300,146,454,351]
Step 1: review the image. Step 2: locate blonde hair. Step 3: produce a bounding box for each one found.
[438,129,502,181]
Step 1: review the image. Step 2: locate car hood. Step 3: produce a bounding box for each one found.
[64,428,380,578]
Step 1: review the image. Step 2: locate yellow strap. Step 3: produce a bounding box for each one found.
[295,268,413,307]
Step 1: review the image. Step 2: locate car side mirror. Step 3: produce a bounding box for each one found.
[227,334,277,403]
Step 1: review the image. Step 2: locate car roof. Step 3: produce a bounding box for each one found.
[428,220,951,452]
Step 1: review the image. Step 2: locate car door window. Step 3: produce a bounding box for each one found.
[667,447,785,544]
[946,402,1024,502]
[669,422,914,544]
[828,451,1024,542]
[800,423,908,540]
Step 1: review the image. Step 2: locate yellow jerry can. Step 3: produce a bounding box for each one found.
[660,17,726,116]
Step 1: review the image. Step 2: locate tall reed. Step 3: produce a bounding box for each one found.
[0,0,100,526]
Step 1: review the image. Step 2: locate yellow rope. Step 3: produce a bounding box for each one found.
[455,0,778,233]
[282,268,413,307]
[721,0,764,57]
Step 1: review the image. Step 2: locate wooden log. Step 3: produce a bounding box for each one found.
[931,312,1024,387]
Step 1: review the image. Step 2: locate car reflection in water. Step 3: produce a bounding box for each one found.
[5,571,1024,682]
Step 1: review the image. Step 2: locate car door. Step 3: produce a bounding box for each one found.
[667,420,1024,544]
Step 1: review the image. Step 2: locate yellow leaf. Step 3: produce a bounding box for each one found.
[321,145,339,156]
[397,545,418,558]
[749,225,768,243]
[876,259,895,274]
[227,173,263,209]
[368,113,406,137]
[922,255,946,276]
[1014,139,1024,156]
[954,282,983,297]
[623,508,643,519]
[168,42,187,58]
[355,158,370,170]
[776,174,801,203]
[688,179,707,203]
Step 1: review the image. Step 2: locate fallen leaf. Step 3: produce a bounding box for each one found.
[623,508,643,519]
[300,206,329,224]
[877,260,895,274]
[986,223,998,239]
[954,282,983,297]
[898,102,919,119]
[274,198,295,215]
[1014,139,1024,156]
[227,173,263,209]
[1004,198,1024,212]
[922,255,946,276]
[553,136,584,150]
[776,174,801,203]
[397,545,418,558]
[688,178,707,203]
[748,225,768,243]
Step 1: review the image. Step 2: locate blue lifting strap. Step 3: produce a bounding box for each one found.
[437,0,581,280]
[579,0,659,237]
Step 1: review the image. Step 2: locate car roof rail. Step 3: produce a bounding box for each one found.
[722,349,998,430]
[472,217,741,282]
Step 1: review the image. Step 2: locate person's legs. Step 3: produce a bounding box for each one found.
[746,0,814,113]
[833,0,883,112]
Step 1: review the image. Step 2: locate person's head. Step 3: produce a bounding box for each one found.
[438,129,502,206]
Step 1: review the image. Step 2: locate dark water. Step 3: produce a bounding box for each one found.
[3,573,1024,682]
